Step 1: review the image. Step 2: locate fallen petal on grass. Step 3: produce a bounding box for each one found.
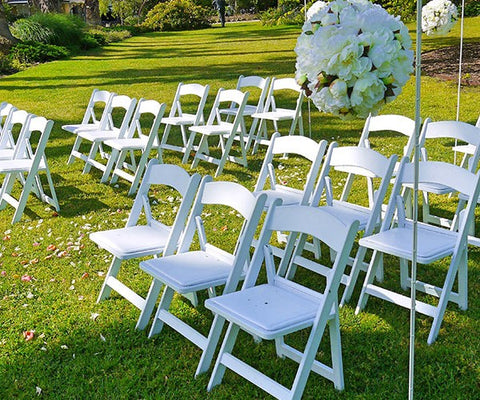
[23,330,35,341]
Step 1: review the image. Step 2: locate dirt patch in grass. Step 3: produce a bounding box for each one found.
[421,42,480,86]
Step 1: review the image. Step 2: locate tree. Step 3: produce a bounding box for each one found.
[99,0,153,24]
[85,0,101,25]
[0,2,17,50]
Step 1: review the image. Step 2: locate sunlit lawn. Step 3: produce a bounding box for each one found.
[0,18,479,399]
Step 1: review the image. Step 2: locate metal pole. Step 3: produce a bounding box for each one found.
[456,0,465,122]
[409,1,423,399]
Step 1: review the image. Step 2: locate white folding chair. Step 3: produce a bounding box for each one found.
[415,120,480,228]
[90,160,201,322]
[185,89,249,177]
[306,146,398,306]
[100,99,167,195]
[0,102,16,131]
[158,82,210,162]
[219,75,270,152]
[340,114,418,204]
[251,77,304,154]
[0,116,59,224]
[62,89,115,134]
[451,114,480,168]
[135,179,267,356]
[254,132,327,207]
[67,94,137,175]
[0,108,29,160]
[356,161,480,344]
[202,204,358,398]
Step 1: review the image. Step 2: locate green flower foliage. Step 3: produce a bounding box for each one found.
[143,0,211,31]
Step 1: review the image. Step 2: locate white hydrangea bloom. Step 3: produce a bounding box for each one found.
[295,0,413,119]
[422,0,458,36]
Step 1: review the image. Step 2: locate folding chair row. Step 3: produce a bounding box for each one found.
[0,108,59,224]
[90,158,358,398]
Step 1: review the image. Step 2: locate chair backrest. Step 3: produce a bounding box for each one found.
[208,88,249,130]
[421,119,480,172]
[125,98,166,143]
[476,115,480,127]
[359,114,416,159]
[169,82,210,125]
[126,160,202,254]
[254,132,328,205]
[98,94,137,135]
[235,75,270,113]
[15,116,54,168]
[312,146,397,231]
[383,160,480,247]
[243,203,358,307]
[0,102,16,130]
[178,178,267,285]
[81,89,114,125]
[0,109,31,151]
[264,77,304,113]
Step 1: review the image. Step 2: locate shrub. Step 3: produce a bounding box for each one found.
[9,42,70,65]
[79,33,102,50]
[28,13,86,48]
[88,28,132,44]
[11,18,54,43]
[463,0,480,16]
[143,0,211,31]
[0,53,15,75]
[260,0,304,26]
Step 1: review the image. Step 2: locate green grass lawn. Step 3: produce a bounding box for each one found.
[0,18,479,399]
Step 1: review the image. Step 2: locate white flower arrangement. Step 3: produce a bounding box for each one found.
[295,0,414,119]
[422,0,458,36]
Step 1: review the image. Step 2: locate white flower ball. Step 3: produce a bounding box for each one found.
[422,0,458,36]
[295,0,413,119]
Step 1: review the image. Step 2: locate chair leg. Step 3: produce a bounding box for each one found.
[457,249,468,311]
[83,141,101,174]
[196,314,227,376]
[427,255,463,345]
[192,135,209,169]
[67,136,83,165]
[128,153,148,196]
[110,150,129,185]
[356,250,383,314]
[0,173,17,210]
[158,124,171,163]
[340,245,368,306]
[400,258,409,290]
[207,323,241,391]
[97,257,122,302]
[101,148,119,183]
[328,309,344,390]
[148,285,175,338]
[12,171,36,224]
[136,278,164,331]
[44,165,60,211]
[182,131,196,164]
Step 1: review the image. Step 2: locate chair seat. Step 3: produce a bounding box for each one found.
[0,159,46,173]
[161,114,196,126]
[205,283,320,340]
[252,109,296,122]
[321,201,370,231]
[62,123,101,134]
[89,225,171,259]
[359,223,458,264]
[452,143,475,155]
[77,129,120,142]
[103,137,148,151]
[140,251,234,294]
[0,149,14,160]
[254,186,303,208]
[219,105,257,117]
[403,182,454,195]
[189,123,236,136]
